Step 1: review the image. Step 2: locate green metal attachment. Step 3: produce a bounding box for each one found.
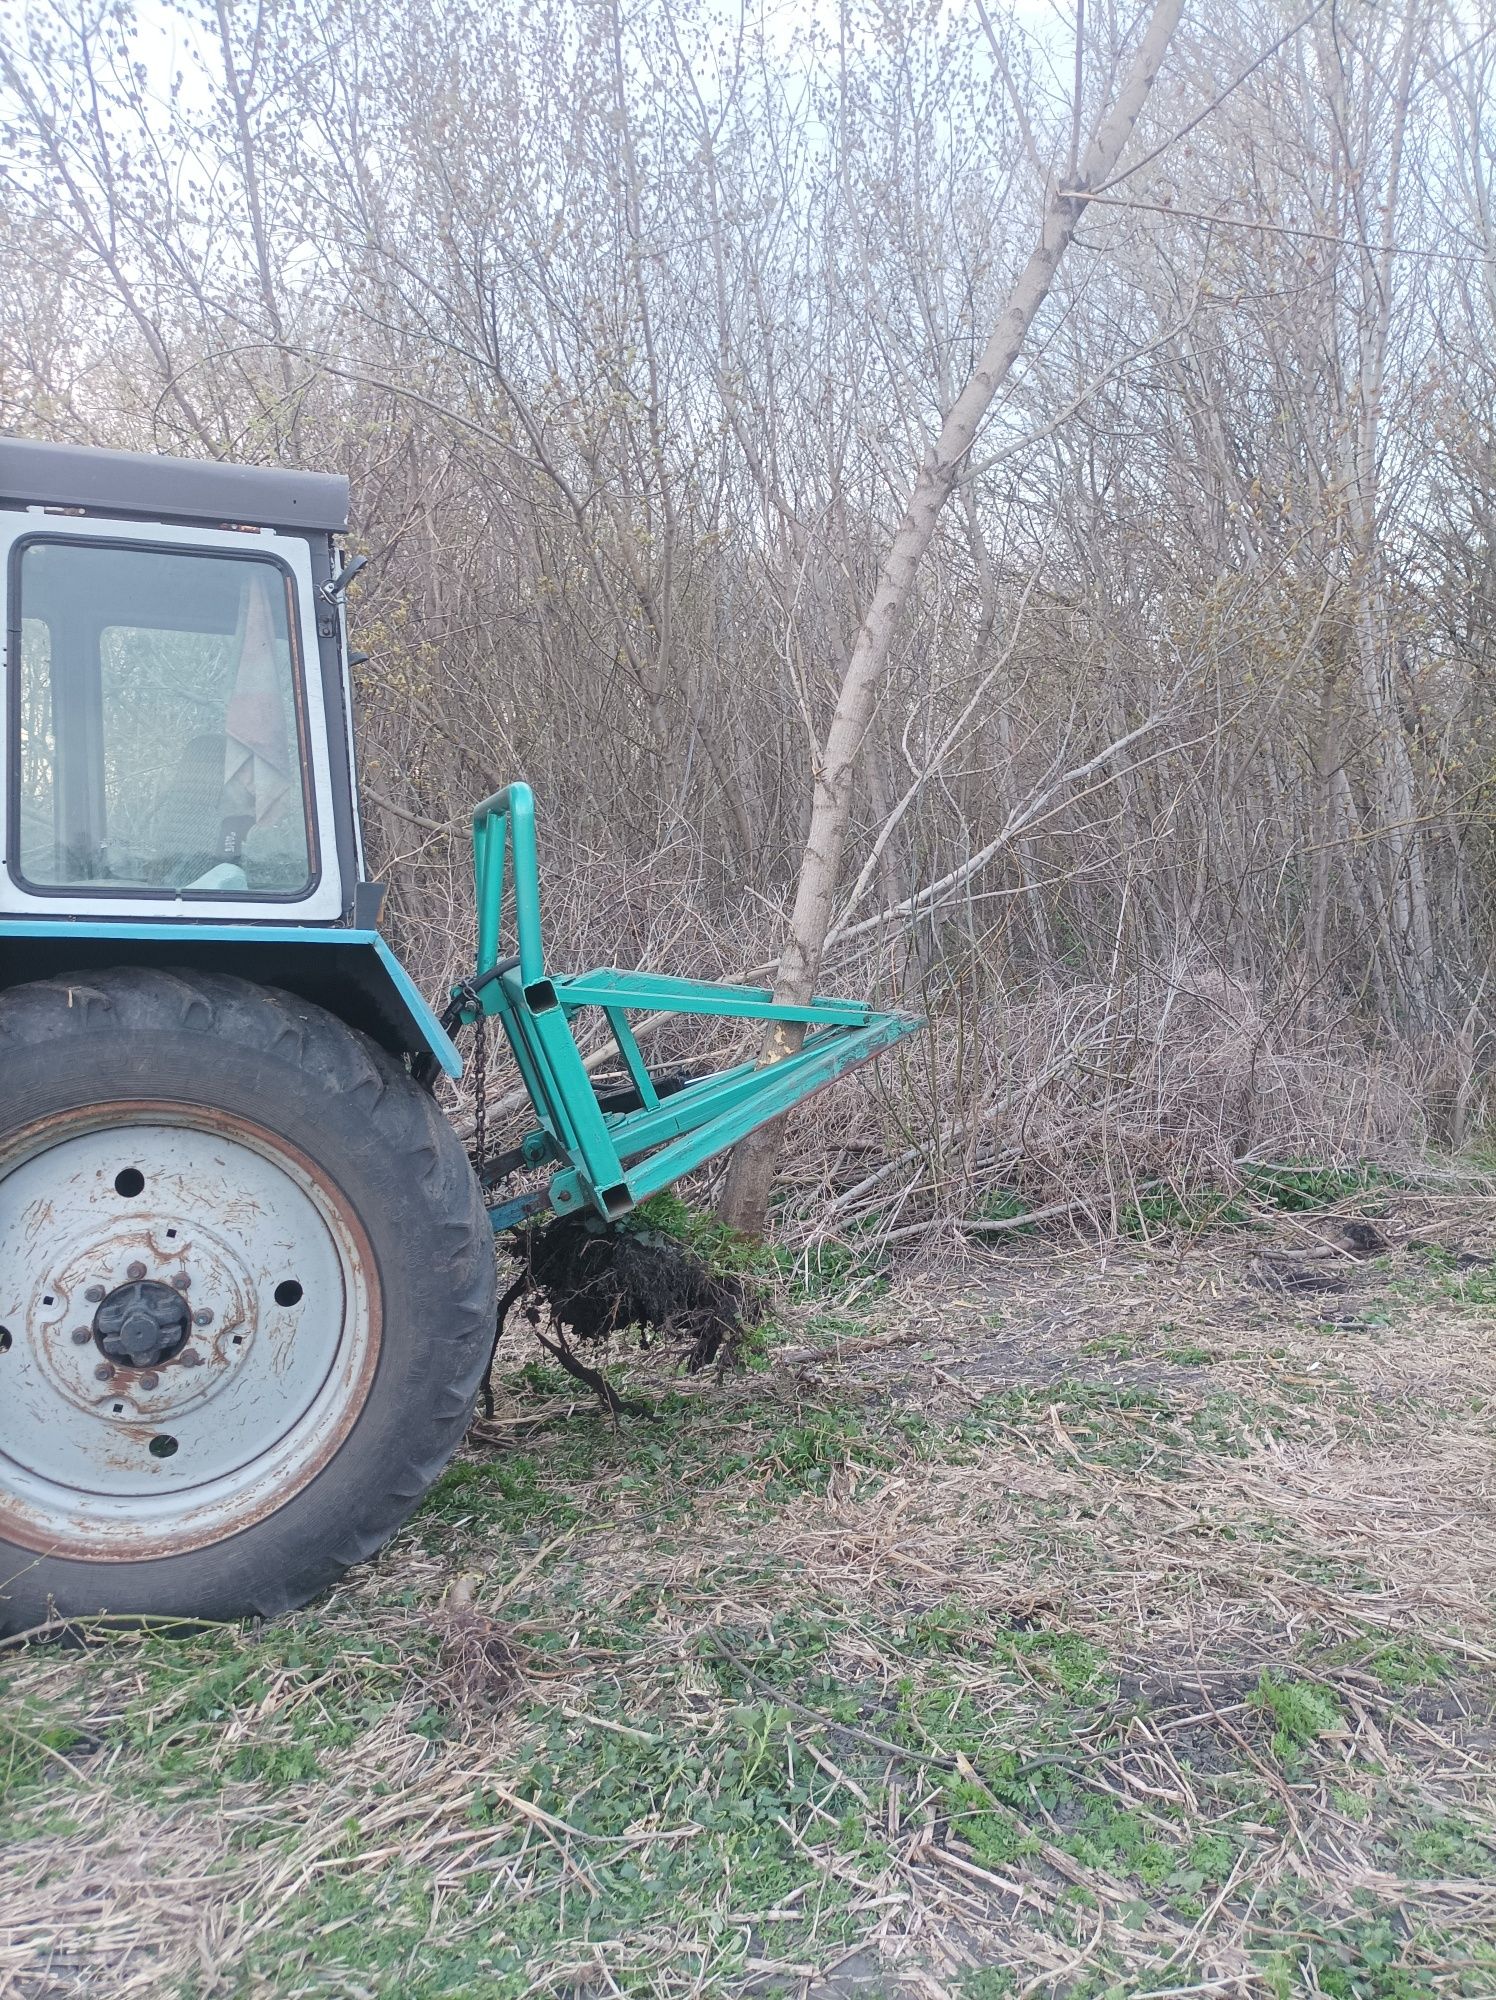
[466,782,921,1227]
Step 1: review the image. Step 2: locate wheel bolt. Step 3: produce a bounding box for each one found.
[85,1285,106,1304]
[139,1371,160,1390]
[193,1308,213,1327]
[70,1326,91,1346]
[180,1349,202,1368]
[94,1362,115,1382]
[171,1272,190,1292]
[127,1261,146,1281]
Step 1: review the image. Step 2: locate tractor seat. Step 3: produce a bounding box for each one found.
[144,734,307,893]
[148,732,237,887]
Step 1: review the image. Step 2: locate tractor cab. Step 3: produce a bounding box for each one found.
[1,437,359,923]
[0,438,452,1072]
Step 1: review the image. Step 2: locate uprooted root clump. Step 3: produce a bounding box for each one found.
[436,1576,525,1714]
[503,1211,765,1375]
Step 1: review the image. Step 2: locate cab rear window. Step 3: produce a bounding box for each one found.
[12,539,315,898]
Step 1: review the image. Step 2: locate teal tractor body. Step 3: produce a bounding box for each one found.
[0,437,916,1633]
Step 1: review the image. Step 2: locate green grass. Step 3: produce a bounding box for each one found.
[1115,1161,1399,1241]
[1442,1267,1496,1307]
[1123,1186,1248,1237]
[1260,1912,1425,2000]
[1,1696,87,1828]
[7,1215,1496,1999]
[1312,1634,1465,1693]
[631,1188,774,1281]
[1249,1671,1345,1766]
[1081,1331,1138,1359]
[1243,1162,1401,1212]
[431,1366,1308,1547]
[958,1377,1310,1476]
[973,1186,1034,1231]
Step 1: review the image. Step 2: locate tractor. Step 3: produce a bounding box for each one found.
[0,437,917,1634]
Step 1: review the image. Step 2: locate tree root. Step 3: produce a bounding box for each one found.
[483,1211,765,1416]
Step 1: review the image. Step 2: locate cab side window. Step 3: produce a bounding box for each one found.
[12,541,315,898]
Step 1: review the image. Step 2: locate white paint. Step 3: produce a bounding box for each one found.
[0,509,346,922]
[0,1108,377,1557]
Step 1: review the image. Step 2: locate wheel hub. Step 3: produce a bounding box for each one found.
[0,1104,379,1559]
[93,1279,191,1369]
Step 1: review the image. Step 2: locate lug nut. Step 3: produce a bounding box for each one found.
[171,1272,190,1292]
[85,1285,106,1304]
[94,1362,115,1382]
[138,1371,160,1389]
[127,1261,146,1281]
[70,1326,92,1346]
[193,1308,213,1327]
[180,1349,202,1368]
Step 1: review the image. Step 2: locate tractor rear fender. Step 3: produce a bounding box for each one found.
[0,922,461,1079]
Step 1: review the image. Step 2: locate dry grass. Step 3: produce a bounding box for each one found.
[6,1187,1496,1998]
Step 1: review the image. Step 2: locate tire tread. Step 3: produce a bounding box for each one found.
[0,966,496,1630]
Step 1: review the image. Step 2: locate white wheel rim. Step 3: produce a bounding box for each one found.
[0,1103,380,1560]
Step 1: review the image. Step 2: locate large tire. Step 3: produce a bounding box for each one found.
[0,967,496,1633]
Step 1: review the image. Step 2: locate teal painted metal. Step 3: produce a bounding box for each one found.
[554,970,875,1024]
[0,922,463,1078]
[467,783,921,1228]
[473,783,544,986]
[547,1016,912,1218]
[366,934,462,1076]
[488,1189,551,1232]
[604,1008,658,1109]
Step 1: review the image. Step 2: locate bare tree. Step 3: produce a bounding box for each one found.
[717,0,1186,1230]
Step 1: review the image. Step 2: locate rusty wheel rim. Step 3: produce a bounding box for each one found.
[0,1102,380,1559]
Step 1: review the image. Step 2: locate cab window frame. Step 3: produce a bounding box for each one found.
[5,531,323,905]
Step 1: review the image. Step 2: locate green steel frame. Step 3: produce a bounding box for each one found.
[466,784,920,1228]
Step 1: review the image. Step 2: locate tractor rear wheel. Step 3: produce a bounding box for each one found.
[0,967,496,1634]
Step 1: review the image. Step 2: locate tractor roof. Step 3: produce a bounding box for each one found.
[0,435,349,535]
